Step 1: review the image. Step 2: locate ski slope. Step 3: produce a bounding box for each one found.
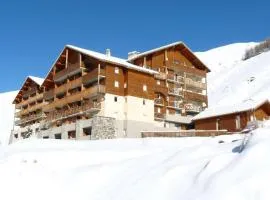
[0,91,17,145]
[196,42,270,106]
[0,125,270,200]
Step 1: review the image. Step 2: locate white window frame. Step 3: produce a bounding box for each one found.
[115,67,119,74]
[114,81,119,88]
[143,84,147,92]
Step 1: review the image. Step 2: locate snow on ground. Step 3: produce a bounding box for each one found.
[0,126,270,200]
[0,91,17,145]
[196,42,270,106]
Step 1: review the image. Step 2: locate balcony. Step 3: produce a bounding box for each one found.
[43,85,105,112]
[22,88,37,98]
[44,89,54,101]
[82,68,106,85]
[46,101,102,122]
[15,112,45,126]
[184,103,203,113]
[54,63,82,82]
[83,85,105,99]
[154,72,166,80]
[168,88,183,97]
[15,102,47,117]
[154,98,164,106]
[167,101,183,110]
[167,74,184,84]
[154,112,165,121]
[15,93,43,109]
[185,78,206,90]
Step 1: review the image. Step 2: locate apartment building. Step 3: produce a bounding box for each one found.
[11,41,210,142]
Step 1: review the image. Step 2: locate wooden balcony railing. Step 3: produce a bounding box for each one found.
[15,112,45,126]
[44,89,54,101]
[82,68,106,85]
[22,88,37,98]
[185,78,206,90]
[154,72,166,80]
[168,88,183,97]
[154,112,165,120]
[154,98,164,106]
[15,93,43,109]
[54,63,82,82]
[43,85,105,112]
[46,101,102,121]
[15,102,47,117]
[167,65,206,77]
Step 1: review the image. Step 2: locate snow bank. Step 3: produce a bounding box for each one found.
[0,91,17,145]
[4,130,270,200]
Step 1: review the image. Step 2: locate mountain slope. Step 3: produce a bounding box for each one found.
[0,91,17,145]
[196,42,270,106]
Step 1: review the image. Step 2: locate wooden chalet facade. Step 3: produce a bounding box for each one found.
[11,41,210,142]
[193,100,270,132]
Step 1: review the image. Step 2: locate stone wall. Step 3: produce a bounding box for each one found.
[91,116,116,139]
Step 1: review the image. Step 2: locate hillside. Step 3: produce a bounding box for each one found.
[0,91,17,145]
[196,42,270,106]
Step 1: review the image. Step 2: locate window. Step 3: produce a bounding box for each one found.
[143,99,146,105]
[236,115,241,129]
[124,82,127,88]
[115,67,119,74]
[158,107,161,113]
[114,96,118,102]
[157,80,160,85]
[143,84,147,92]
[55,133,62,139]
[114,81,119,88]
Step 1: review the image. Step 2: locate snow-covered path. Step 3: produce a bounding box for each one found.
[1,127,270,200]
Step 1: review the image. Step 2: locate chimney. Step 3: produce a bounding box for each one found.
[106,49,111,57]
[128,51,140,59]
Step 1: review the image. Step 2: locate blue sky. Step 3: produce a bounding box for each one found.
[0,0,269,92]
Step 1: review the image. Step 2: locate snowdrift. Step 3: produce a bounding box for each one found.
[0,126,270,200]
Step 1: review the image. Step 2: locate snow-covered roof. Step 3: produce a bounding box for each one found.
[66,45,158,75]
[13,76,44,103]
[127,41,183,61]
[127,41,210,72]
[28,76,44,86]
[193,99,270,121]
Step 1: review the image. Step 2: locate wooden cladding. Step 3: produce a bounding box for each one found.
[154,85,168,96]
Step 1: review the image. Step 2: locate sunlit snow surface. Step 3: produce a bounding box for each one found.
[0,125,270,200]
[196,42,270,106]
